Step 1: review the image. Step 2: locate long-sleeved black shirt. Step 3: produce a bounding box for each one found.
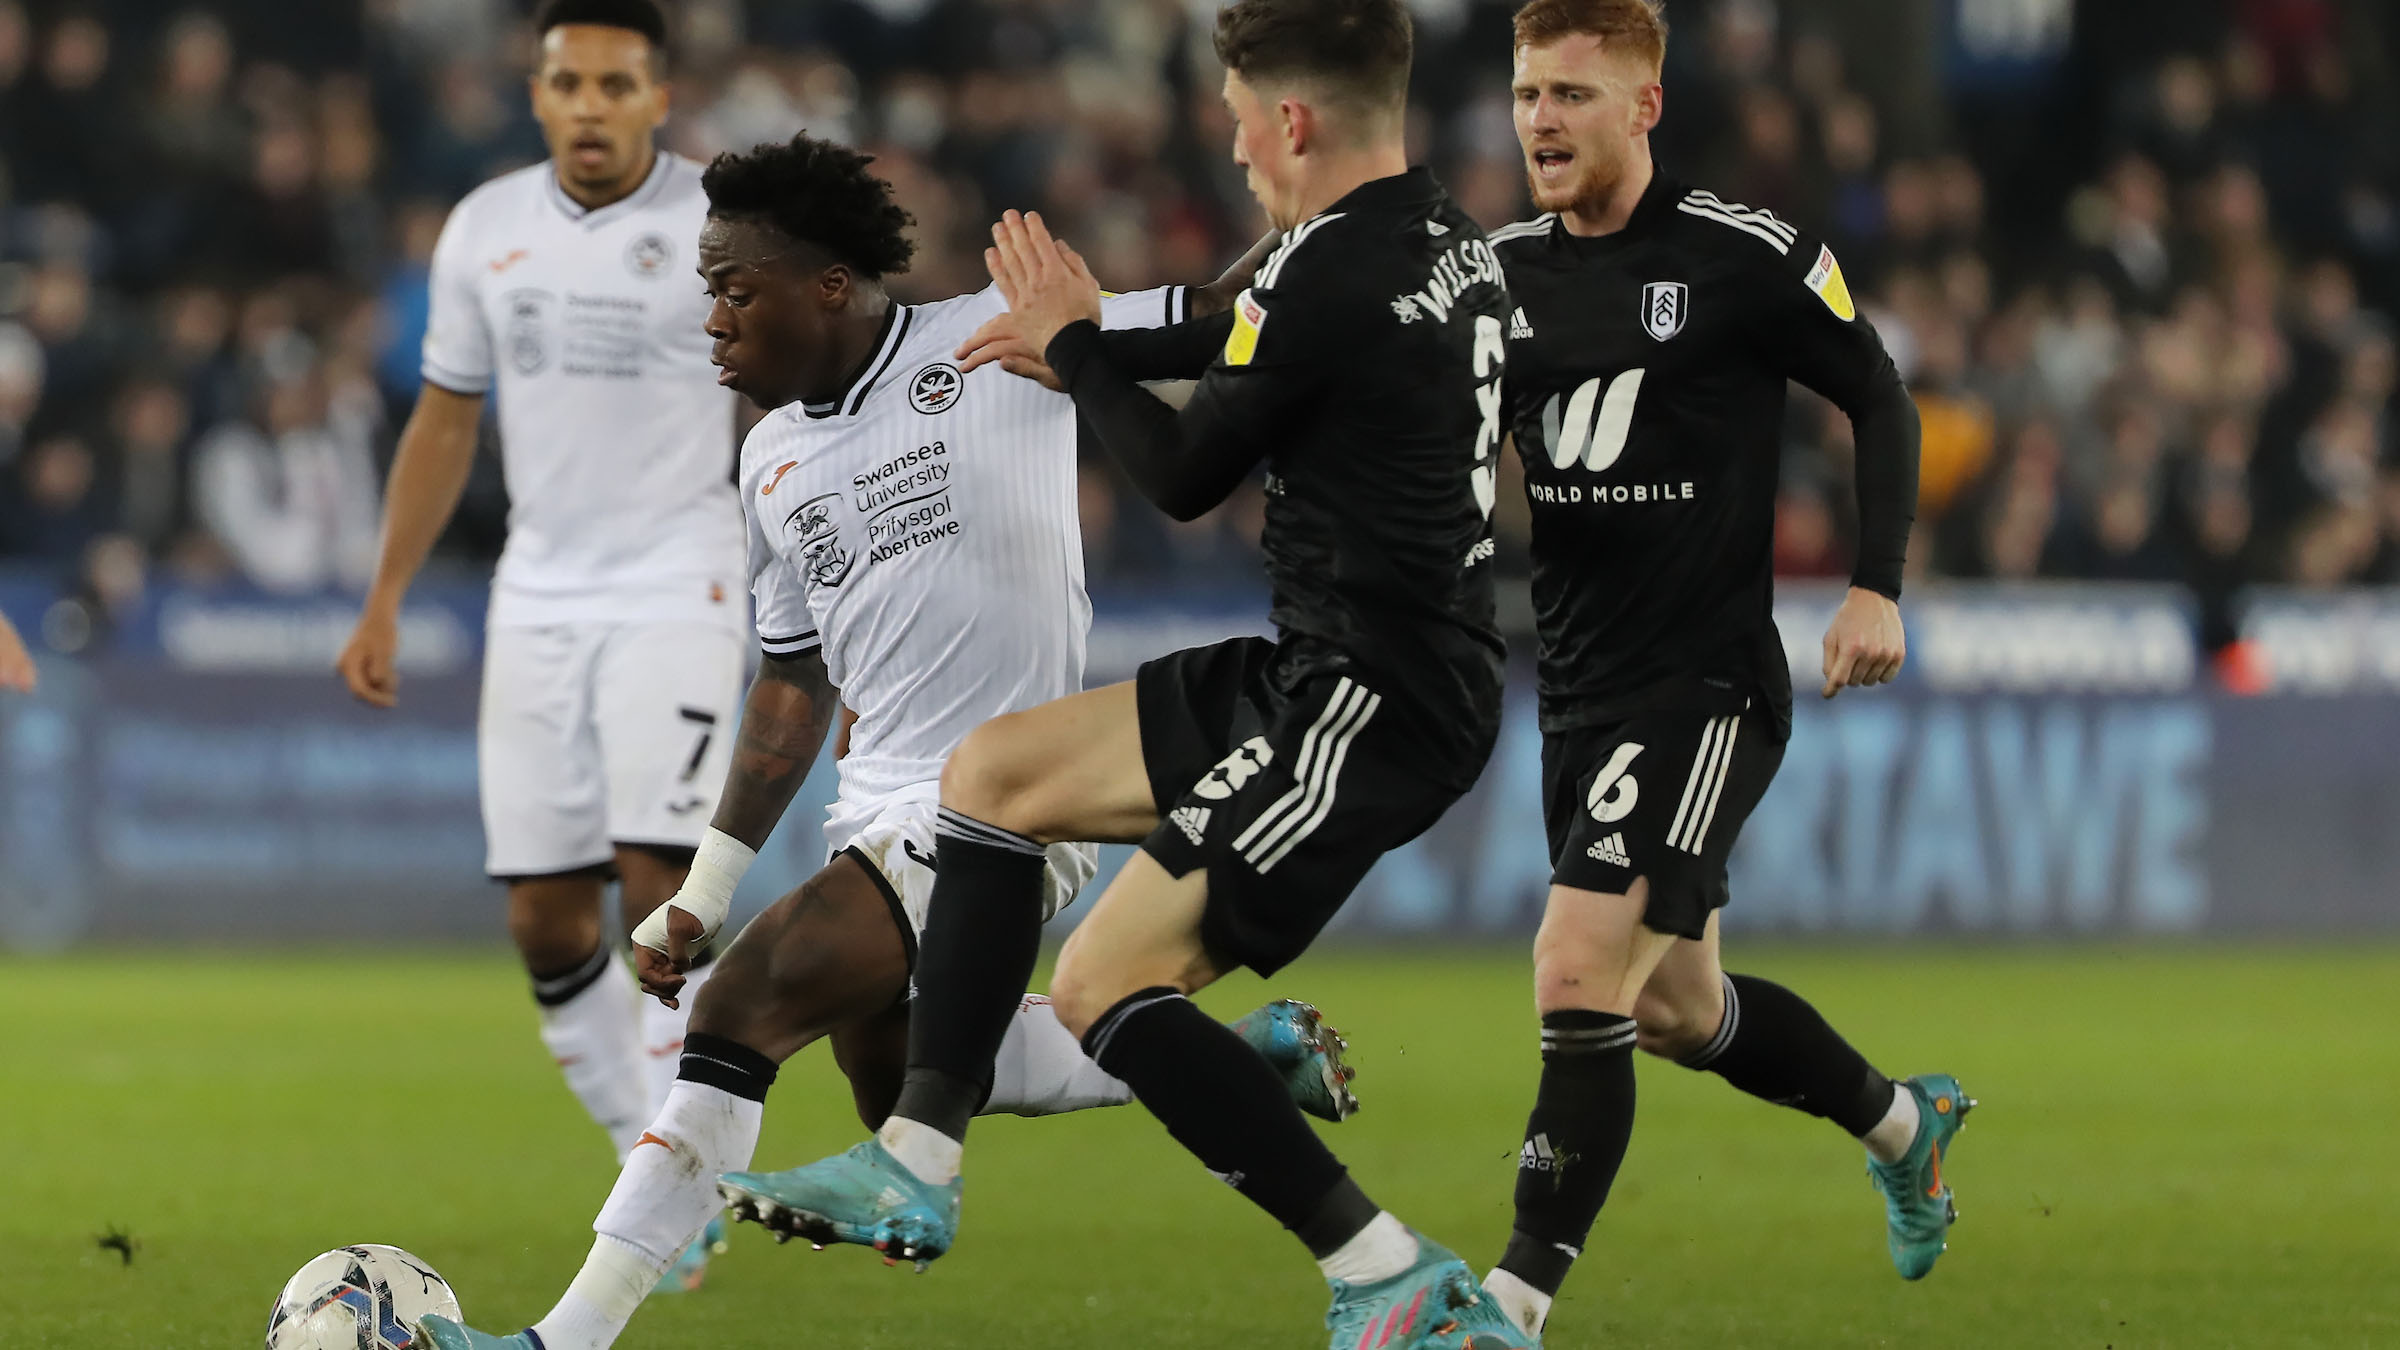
[1049,168,1510,785]
[1494,174,1921,738]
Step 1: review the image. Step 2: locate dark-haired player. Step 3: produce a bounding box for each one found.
[334,0,747,1287]
[1477,2,1972,1340]
[420,134,1350,1350]
[729,2,1534,1347]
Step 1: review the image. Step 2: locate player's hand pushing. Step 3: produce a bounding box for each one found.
[1820,586,1905,698]
[336,607,401,708]
[984,210,1104,361]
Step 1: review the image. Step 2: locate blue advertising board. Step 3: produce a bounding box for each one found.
[2,578,2394,948]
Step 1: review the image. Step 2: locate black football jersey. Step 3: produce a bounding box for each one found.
[1494,175,1904,736]
[1191,169,1511,784]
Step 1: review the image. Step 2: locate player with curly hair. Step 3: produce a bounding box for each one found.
[420,132,1344,1350]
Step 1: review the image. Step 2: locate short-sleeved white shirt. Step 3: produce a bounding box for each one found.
[423,153,745,630]
[742,284,1191,807]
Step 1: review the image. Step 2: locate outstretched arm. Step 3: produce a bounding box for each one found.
[955,230,1278,387]
[978,211,1271,522]
[632,648,838,1003]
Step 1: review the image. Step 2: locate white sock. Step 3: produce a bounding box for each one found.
[531,1080,767,1350]
[527,1237,655,1350]
[877,1116,964,1186]
[1481,1267,1552,1338]
[1316,1211,1418,1285]
[533,946,648,1159]
[1862,1081,1921,1163]
[982,994,1135,1117]
[639,959,713,1118]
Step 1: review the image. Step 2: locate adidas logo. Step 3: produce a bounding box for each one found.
[1586,832,1630,867]
[875,1186,911,1208]
[1509,307,1535,340]
[1519,1132,1576,1175]
[1170,805,1211,846]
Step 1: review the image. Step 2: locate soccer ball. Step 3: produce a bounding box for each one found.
[264,1244,461,1350]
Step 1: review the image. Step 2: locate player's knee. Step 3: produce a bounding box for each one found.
[1632,983,1717,1059]
[1530,943,1636,1017]
[939,715,1052,836]
[505,882,603,973]
[944,713,1087,843]
[1046,962,1109,1041]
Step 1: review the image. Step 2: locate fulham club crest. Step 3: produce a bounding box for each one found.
[909,362,963,414]
[1641,281,1687,341]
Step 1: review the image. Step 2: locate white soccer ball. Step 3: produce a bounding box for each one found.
[264,1244,461,1350]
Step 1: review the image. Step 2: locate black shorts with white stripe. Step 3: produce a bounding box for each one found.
[1541,704,1786,938]
[1136,636,1464,976]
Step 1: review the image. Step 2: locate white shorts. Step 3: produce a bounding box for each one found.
[829,789,1097,958]
[479,621,747,877]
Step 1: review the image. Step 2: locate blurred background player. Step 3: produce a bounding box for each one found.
[419,133,1353,1350]
[331,0,747,1283]
[1481,2,1967,1340]
[0,610,32,692]
[726,3,1535,1347]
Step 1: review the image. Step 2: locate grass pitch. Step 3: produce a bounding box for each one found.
[3,945,2396,1348]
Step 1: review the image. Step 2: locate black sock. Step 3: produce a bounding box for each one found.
[890,808,1051,1142]
[1083,986,1375,1257]
[1681,973,1895,1138]
[676,1031,779,1102]
[528,942,612,1006]
[1497,1010,1638,1298]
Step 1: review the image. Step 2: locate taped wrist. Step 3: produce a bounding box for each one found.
[631,828,755,952]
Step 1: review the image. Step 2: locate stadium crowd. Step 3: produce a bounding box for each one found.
[0,0,2395,649]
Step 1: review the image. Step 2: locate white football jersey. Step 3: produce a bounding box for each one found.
[422,153,745,630]
[742,284,1192,807]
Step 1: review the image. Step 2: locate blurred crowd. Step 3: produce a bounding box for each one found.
[0,0,2396,650]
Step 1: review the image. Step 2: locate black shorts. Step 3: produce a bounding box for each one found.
[1542,704,1784,939]
[1137,637,1463,976]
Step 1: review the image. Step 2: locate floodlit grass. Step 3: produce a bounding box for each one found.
[3,945,2396,1347]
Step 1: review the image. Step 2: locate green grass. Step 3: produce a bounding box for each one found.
[4,946,2398,1348]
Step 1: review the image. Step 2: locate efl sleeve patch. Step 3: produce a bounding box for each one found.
[1222,289,1268,367]
[1804,244,1857,322]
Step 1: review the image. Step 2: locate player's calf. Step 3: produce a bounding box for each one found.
[1486,884,1675,1339]
[685,864,910,1062]
[511,872,649,1158]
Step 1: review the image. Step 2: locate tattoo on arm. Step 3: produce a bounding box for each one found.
[710,650,837,849]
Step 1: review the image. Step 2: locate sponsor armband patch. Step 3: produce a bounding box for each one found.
[1804,244,1857,322]
[1223,289,1268,366]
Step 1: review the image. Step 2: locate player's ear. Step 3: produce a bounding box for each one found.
[1632,80,1664,137]
[816,263,854,309]
[1280,95,1309,158]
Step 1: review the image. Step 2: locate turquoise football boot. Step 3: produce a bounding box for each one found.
[1324,1236,1535,1350]
[651,1214,727,1293]
[718,1139,960,1269]
[1867,1073,1976,1280]
[1232,997,1361,1122]
[416,1314,537,1350]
